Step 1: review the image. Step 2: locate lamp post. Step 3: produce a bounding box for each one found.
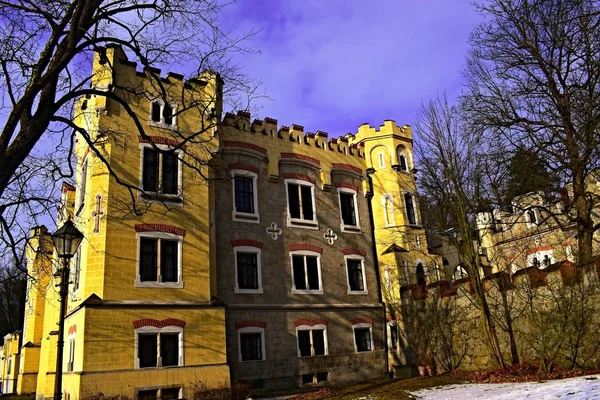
[51,220,84,400]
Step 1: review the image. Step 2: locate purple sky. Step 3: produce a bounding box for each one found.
[220,0,481,136]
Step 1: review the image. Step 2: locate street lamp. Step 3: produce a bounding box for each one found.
[51,220,83,400]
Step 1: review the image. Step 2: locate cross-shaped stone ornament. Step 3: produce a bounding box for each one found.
[324,228,338,245]
[92,194,105,234]
[266,222,282,240]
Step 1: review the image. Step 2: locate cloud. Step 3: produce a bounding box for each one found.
[220,0,481,135]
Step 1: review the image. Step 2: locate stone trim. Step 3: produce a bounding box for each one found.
[231,239,263,249]
[229,163,259,174]
[68,325,77,335]
[80,147,90,164]
[332,163,362,174]
[283,173,316,184]
[335,182,359,191]
[343,248,366,257]
[235,320,267,329]
[288,244,323,254]
[528,245,553,254]
[62,182,76,192]
[132,318,186,329]
[294,319,328,327]
[223,140,268,154]
[280,153,321,167]
[351,317,373,325]
[138,135,184,148]
[134,224,186,237]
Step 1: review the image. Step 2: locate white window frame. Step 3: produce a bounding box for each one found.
[396,147,410,172]
[231,169,259,223]
[452,265,469,281]
[378,152,386,169]
[387,322,399,350]
[525,208,540,228]
[290,250,323,294]
[381,194,395,227]
[295,324,329,357]
[238,326,266,362]
[149,99,178,129]
[337,187,361,233]
[139,143,184,203]
[352,323,374,353]
[528,249,554,269]
[135,231,184,288]
[345,255,368,294]
[285,179,318,230]
[403,191,419,226]
[233,245,263,294]
[75,154,89,216]
[401,259,410,284]
[415,235,421,250]
[71,247,82,295]
[134,326,184,369]
[383,265,392,290]
[66,332,76,372]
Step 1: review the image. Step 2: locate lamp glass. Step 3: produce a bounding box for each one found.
[51,220,84,259]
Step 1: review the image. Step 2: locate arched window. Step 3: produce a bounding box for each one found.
[396,145,410,172]
[403,192,417,225]
[452,265,468,281]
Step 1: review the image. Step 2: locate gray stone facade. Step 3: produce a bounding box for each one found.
[214,126,387,391]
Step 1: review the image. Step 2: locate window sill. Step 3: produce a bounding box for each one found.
[298,354,329,358]
[235,288,264,294]
[240,359,265,363]
[148,120,178,131]
[347,290,369,295]
[288,218,319,230]
[140,192,184,205]
[292,289,324,295]
[136,364,184,370]
[233,212,260,224]
[341,225,361,234]
[135,281,184,289]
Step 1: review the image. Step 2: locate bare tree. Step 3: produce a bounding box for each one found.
[464,0,600,268]
[415,94,507,368]
[0,0,260,268]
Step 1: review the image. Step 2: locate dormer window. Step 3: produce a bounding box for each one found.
[150,100,177,128]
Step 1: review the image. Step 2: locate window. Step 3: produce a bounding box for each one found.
[71,247,81,293]
[296,324,328,357]
[238,327,265,362]
[149,100,177,128]
[66,336,75,372]
[338,188,360,232]
[378,152,386,168]
[76,155,89,215]
[141,146,181,198]
[286,180,317,228]
[136,232,183,288]
[404,192,418,225]
[381,194,395,227]
[528,249,554,269]
[353,324,374,352]
[389,324,399,349]
[136,327,183,368]
[346,256,367,294]
[234,246,262,294]
[396,146,410,172]
[415,235,421,250]
[291,252,323,294]
[526,208,540,228]
[232,170,259,223]
[401,259,409,284]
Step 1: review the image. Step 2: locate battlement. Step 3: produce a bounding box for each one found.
[222,110,367,160]
[353,120,413,143]
[93,45,215,92]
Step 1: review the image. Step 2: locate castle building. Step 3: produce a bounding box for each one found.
[1,331,21,394]
[477,185,600,276]
[15,46,440,399]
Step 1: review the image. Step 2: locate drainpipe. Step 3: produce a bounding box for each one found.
[365,168,389,377]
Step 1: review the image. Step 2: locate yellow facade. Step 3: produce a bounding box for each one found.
[1,332,21,394]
